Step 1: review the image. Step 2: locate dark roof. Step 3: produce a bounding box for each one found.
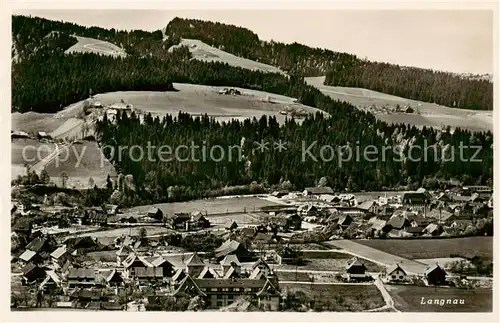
[387,264,408,276]
[386,215,408,229]
[346,259,367,270]
[194,278,267,289]
[406,226,424,234]
[26,237,46,253]
[215,240,242,258]
[134,267,163,278]
[403,192,429,203]
[425,264,447,276]
[67,268,95,279]
[304,187,334,195]
[21,263,38,275]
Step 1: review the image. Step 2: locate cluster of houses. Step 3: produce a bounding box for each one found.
[11,130,52,141]
[268,185,493,240]
[13,228,282,311]
[344,258,448,286]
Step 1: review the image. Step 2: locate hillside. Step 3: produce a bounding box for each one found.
[164,17,493,111]
[64,35,126,58]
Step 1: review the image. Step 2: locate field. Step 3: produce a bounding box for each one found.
[170,39,285,75]
[127,196,281,217]
[279,255,385,272]
[281,283,385,311]
[37,140,116,189]
[305,76,492,132]
[11,138,57,180]
[12,112,68,133]
[386,285,493,312]
[64,36,127,58]
[356,237,493,262]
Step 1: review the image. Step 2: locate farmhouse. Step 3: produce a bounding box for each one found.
[190,211,211,229]
[424,264,447,285]
[386,263,409,282]
[22,263,46,283]
[50,245,71,268]
[345,259,369,281]
[67,268,97,287]
[215,239,253,261]
[185,252,206,276]
[357,200,378,214]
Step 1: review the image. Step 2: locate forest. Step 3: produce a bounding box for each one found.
[11,15,493,204]
[165,17,493,110]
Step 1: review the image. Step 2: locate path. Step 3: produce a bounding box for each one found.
[372,275,400,312]
[280,281,371,286]
[323,240,428,274]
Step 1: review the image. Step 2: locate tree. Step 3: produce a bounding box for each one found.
[40,168,50,184]
[61,171,69,188]
[139,227,147,241]
[88,177,95,188]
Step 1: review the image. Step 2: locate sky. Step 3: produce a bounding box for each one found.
[14,9,494,74]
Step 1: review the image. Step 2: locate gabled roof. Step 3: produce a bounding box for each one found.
[134,267,163,278]
[185,253,205,267]
[220,254,241,267]
[50,245,67,259]
[172,268,186,282]
[198,266,220,279]
[387,263,407,276]
[116,244,133,256]
[122,253,152,268]
[151,256,173,268]
[346,259,367,270]
[424,264,446,276]
[406,226,424,234]
[358,200,375,211]
[223,266,240,279]
[424,223,442,233]
[255,279,281,297]
[26,237,46,253]
[19,250,37,262]
[370,219,387,231]
[21,263,38,275]
[338,214,352,226]
[174,274,207,297]
[386,215,408,229]
[215,240,241,258]
[40,270,61,288]
[252,258,271,271]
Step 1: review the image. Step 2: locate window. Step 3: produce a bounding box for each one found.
[228,295,234,300]
[211,288,217,292]
[222,288,228,292]
[217,301,223,307]
[399,275,403,279]
[391,275,396,279]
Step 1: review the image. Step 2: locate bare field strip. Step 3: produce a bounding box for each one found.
[356,237,493,262]
[127,196,280,217]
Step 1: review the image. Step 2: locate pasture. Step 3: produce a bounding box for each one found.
[169,39,285,75]
[305,76,492,132]
[64,36,127,58]
[386,285,493,312]
[356,237,493,262]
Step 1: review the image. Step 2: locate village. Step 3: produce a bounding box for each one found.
[10,182,493,311]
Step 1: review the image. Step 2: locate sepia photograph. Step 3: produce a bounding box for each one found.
[6,4,495,318]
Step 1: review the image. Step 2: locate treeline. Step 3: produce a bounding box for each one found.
[165,17,493,110]
[12,15,179,63]
[325,62,493,110]
[95,108,492,204]
[12,52,302,113]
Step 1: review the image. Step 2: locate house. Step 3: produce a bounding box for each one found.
[226,221,238,231]
[462,185,492,193]
[337,214,353,228]
[151,256,175,277]
[427,209,454,223]
[39,270,61,292]
[184,252,206,276]
[214,240,254,261]
[239,227,257,239]
[122,253,153,278]
[146,207,163,221]
[37,131,51,140]
[50,245,70,268]
[285,213,302,230]
[408,215,432,228]
[345,259,369,281]
[84,212,107,226]
[297,203,319,217]
[253,233,275,247]
[67,268,97,287]
[386,264,409,282]
[357,200,378,214]
[173,274,281,310]
[424,264,447,285]
[66,236,99,254]
[190,212,211,229]
[303,187,334,196]
[22,263,46,283]
[116,244,134,266]
[103,269,124,286]
[402,192,430,207]
[11,130,30,139]
[424,223,444,236]
[19,249,41,264]
[26,236,54,254]
[198,266,221,279]
[449,219,474,232]
[220,254,242,278]
[105,204,118,216]
[12,219,32,236]
[169,213,191,230]
[386,214,410,230]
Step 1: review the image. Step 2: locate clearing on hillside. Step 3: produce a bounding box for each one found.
[12,112,69,133]
[56,83,327,124]
[306,76,492,132]
[169,39,285,75]
[65,36,127,58]
[11,138,57,180]
[39,140,116,189]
